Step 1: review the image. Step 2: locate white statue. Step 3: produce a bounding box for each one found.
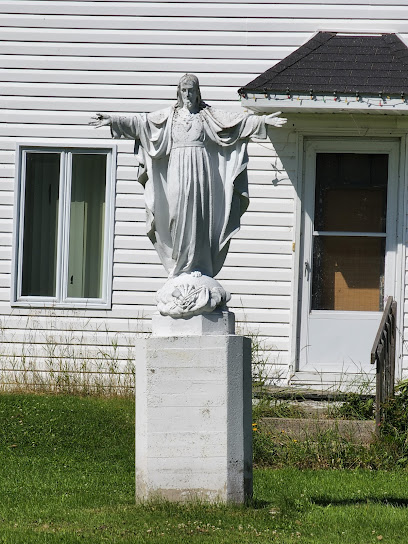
[90,74,286,318]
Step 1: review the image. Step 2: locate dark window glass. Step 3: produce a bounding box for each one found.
[315,153,388,232]
[312,153,388,312]
[22,153,60,296]
[312,236,385,311]
[68,154,106,299]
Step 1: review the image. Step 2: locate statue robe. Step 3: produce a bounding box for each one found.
[111,106,267,278]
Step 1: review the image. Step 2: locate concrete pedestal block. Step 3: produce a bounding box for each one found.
[135,334,252,503]
[152,310,235,336]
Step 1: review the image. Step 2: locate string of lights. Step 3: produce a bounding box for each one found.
[239,91,408,108]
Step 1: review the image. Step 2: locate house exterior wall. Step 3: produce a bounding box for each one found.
[1,1,408,391]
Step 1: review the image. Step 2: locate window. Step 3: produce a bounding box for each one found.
[311,153,388,312]
[13,146,116,307]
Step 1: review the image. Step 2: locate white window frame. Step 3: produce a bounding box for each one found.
[12,143,117,309]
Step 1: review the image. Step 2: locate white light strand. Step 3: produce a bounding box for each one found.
[240,94,408,108]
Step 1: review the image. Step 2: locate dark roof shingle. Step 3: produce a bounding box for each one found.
[240,32,408,96]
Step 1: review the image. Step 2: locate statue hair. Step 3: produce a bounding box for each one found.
[175,74,207,110]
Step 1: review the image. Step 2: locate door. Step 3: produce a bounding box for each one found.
[298,140,399,376]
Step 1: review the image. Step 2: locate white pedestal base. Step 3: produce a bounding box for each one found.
[135,334,252,503]
[152,310,235,336]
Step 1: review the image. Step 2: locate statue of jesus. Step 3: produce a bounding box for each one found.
[90,74,286,317]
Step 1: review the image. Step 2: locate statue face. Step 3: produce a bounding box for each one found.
[180,83,199,111]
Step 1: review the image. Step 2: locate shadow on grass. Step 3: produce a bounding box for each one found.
[246,498,271,509]
[312,497,408,507]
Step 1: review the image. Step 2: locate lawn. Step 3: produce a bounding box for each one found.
[0,393,407,543]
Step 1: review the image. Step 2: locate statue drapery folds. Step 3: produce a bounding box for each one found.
[91,74,286,317]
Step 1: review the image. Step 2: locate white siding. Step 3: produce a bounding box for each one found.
[1,1,408,390]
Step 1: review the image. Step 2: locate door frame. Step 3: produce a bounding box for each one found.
[293,136,405,380]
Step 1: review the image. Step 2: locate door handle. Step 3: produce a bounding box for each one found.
[304,261,311,280]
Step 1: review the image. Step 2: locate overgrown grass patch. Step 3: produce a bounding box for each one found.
[252,426,400,470]
[253,396,307,420]
[1,393,408,543]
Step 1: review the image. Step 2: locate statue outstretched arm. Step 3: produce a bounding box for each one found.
[264,111,287,128]
[89,112,140,139]
[238,110,287,142]
[204,108,287,145]
[89,112,112,128]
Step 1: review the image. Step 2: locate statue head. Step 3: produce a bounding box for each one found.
[176,74,204,111]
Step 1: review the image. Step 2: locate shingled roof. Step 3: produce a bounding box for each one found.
[239,32,408,97]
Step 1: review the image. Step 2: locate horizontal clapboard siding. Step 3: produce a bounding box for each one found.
[1,3,408,18]
[1,1,408,389]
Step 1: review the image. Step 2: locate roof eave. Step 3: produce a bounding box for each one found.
[241,94,408,115]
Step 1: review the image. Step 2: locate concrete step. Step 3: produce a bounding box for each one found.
[255,385,375,402]
[259,417,376,445]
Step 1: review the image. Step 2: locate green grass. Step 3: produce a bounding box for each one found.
[1,393,408,543]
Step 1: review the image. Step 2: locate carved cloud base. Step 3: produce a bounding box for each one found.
[156,273,230,318]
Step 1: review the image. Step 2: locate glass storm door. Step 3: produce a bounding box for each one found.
[298,141,399,375]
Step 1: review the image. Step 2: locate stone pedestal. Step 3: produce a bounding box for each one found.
[151,310,235,336]
[135,313,252,503]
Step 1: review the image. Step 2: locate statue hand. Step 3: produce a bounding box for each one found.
[89,113,112,128]
[265,111,287,127]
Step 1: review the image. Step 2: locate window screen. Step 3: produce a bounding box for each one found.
[311,153,388,312]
